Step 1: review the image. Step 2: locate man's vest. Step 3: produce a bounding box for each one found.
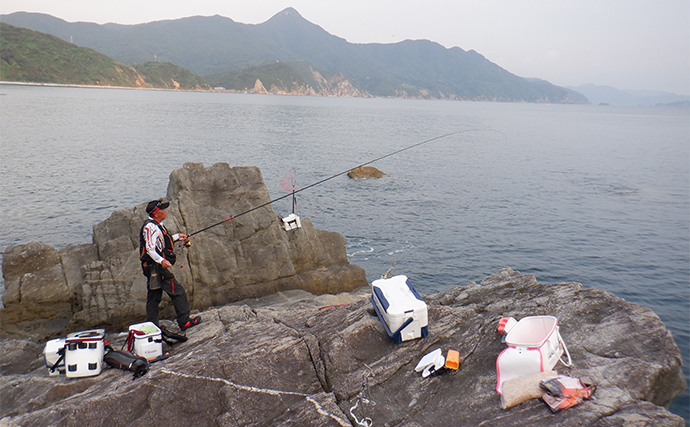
[139,219,176,266]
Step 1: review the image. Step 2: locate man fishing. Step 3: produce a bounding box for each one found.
[140,199,200,331]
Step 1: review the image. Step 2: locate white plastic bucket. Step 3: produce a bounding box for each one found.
[505,315,558,349]
[496,316,571,394]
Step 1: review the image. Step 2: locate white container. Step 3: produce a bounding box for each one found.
[281,214,302,231]
[44,338,66,375]
[371,275,428,343]
[128,322,163,360]
[64,329,105,378]
[496,316,571,394]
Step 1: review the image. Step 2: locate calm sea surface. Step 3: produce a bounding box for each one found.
[1,84,688,419]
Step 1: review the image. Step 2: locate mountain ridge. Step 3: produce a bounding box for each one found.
[1,9,587,102]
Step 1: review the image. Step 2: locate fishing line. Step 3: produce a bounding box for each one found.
[187,128,505,238]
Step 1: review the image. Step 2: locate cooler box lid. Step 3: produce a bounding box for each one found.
[129,322,161,338]
[371,275,426,316]
[66,329,105,343]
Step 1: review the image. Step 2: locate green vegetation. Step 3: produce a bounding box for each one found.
[208,60,354,95]
[1,22,142,86]
[211,61,309,92]
[0,23,209,90]
[134,61,209,90]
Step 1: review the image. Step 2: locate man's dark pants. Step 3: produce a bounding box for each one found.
[146,265,191,327]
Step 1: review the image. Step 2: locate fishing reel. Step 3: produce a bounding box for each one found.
[381,262,397,279]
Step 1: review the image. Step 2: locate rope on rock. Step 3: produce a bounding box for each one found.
[160,368,351,426]
[160,367,307,396]
[350,364,376,427]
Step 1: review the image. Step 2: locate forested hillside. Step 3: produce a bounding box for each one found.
[0,22,209,90]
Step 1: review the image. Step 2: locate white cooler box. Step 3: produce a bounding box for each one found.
[44,338,66,375]
[128,322,163,360]
[371,275,428,344]
[496,316,571,394]
[64,329,105,378]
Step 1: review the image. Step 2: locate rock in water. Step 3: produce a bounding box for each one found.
[1,162,367,335]
[347,166,386,179]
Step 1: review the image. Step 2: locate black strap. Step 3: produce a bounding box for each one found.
[50,346,66,373]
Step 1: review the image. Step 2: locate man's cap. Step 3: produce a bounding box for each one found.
[146,199,170,215]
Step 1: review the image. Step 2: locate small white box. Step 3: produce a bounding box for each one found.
[128,322,163,360]
[64,329,105,378]
[371,275,428,343]
[44,338,66,375]
[281,214,302,231]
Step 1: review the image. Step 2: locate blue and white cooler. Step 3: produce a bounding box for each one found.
[371,275,428,343]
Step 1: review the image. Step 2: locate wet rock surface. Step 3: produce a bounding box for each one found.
[0,269,685,426]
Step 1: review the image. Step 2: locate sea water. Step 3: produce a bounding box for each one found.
[0,84,688,420]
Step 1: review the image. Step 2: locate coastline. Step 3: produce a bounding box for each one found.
[0,80,222,93]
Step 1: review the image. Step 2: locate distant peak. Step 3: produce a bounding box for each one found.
[278,7,302,17]
[265,7,307,22]
[264,7,311,26]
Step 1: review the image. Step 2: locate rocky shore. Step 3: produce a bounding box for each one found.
[0,268,686,426]
[0,163,686,425]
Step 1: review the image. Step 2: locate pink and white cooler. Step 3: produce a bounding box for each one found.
[496,315,571,394]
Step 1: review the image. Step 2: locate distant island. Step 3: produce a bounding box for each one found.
[1,9,586,103]
[568,83,689,107]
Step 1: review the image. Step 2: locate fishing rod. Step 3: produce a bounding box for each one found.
[186,129,504,239]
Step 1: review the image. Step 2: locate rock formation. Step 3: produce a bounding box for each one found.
[1,163,367,336]
[252,79,268,94]
[347,166,386,179]
[0,268,685,426]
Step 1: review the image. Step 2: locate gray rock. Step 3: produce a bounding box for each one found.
[0,269,685,426]
[0,340,43,375]
[1,163,367,336]
[1,243,73,337]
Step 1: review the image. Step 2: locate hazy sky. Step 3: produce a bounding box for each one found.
[2,0,688,95]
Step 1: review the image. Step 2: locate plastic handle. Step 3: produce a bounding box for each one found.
[558,332,573,367]
[393,317,414,337]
